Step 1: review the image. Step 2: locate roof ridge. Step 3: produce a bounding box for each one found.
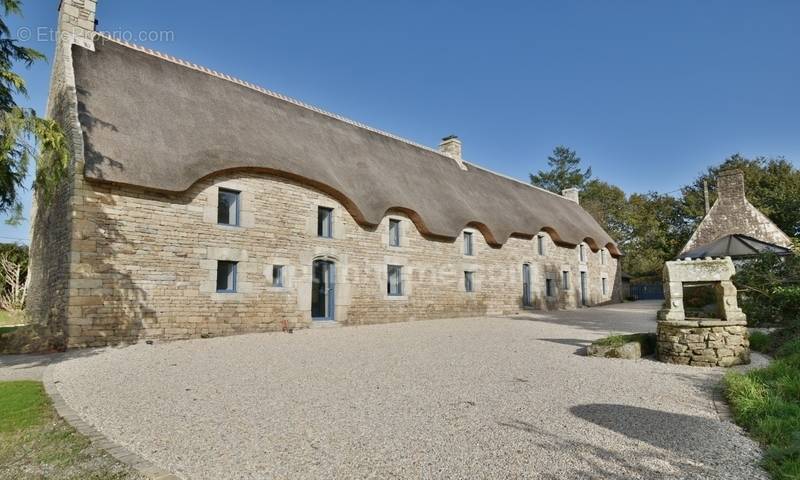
[91,33,574,204]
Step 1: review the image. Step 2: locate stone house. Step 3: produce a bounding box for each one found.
[27,0,621,348]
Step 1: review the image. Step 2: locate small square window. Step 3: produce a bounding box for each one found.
[216,261,237,293]
[537,235,545,256]
[464,232,474,256]
[218,189,240,226]
[602,277,608,296]
[272,265,285,288]
[465,271,475,292]
[546,278,555,297]
[562,271,570,290]
[389,219,401,247]
[318,207,333,238]
[388,265,403,296]
[579,244,587,263]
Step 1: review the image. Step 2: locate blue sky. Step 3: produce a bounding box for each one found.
[3,0,799,244]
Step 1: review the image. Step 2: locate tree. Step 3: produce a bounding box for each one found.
[682,154,800,237]
[0,0,69,223]
[530,145,592,193]
[620,192,693,277]
[581,179,630,247]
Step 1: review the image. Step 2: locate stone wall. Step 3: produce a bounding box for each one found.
[26,2,94,339]
[657,320,750,367]
[60,172,621,347]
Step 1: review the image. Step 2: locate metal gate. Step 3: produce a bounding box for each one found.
[629,283,664,300]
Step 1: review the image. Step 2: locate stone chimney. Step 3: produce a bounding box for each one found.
[562,188,580,204]
[716,169,746,203]
[57,0,97,50]
[438,135,467,170]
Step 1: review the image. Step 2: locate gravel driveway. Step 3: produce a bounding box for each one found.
[50,301,766,479]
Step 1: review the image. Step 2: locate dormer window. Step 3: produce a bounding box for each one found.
[464,232,474,256]
[217,188,240,226]
[389,219,401,247]
[318,207,333,238]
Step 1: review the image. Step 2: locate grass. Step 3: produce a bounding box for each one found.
[725,337,800,479]
[0,310,25,327]
[0,381,143,480]
[593,332,657,351]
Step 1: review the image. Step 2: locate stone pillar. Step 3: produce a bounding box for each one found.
[562,188,580,204]
[57,0,97,50]
[438,135,467,170]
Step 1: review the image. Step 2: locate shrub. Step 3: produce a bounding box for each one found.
[734,252,800,327]
[749,331,773,353]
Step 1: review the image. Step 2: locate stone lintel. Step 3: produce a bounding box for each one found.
[658,319,748,328]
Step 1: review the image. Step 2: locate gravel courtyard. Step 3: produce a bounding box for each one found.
[50,301,766,479]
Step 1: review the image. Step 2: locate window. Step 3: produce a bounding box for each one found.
[216,261,237,293]
[217,189,240,226]
[387,265,403,296]
[272,265,285,288]
[579,244,587,263]
[602,277,608,296]
[464,232,474,256]
[389,219,401,247]
[537,234,545,256]
[317,207,333,238]
[562,271,570,290]
[601,249,607,265]
[546,278,555,297]
[464,271,475,292]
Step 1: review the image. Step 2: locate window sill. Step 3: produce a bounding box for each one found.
[385,295,408,301]
[216,223,242,229]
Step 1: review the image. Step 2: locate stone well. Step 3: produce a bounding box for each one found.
[656,257,750,367]
[657,319,750,367]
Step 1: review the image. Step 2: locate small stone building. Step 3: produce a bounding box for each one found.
[27,1,621,348]
[680,169,793,259]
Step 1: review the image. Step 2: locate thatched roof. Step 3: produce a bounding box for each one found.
[72,36,619,254]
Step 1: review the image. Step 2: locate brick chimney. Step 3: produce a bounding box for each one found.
[716,169,746,203]
[438,135,467,170]
[57,0,97,50]
[562,188,580,204]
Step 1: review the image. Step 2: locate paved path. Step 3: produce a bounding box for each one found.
[49,301,767,479]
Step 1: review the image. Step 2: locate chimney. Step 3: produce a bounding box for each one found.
[716,169,746,204]
[438,135,467,170]
[57,0,98,50]
[562,188,580,204]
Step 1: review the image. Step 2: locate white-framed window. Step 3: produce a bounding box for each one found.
[389,219,401,247]
[602,277,608,296]
[579,244,587,263]
[217,188,240,226]
[464,271,475,292]
[562,271,570,290]
[464,232,474,256]
[216,261,237,293]
[537,234,545,256]
[387,265,403,296]
[317,207,333,238]
[601,249,607,265]
[272,265,285,288]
